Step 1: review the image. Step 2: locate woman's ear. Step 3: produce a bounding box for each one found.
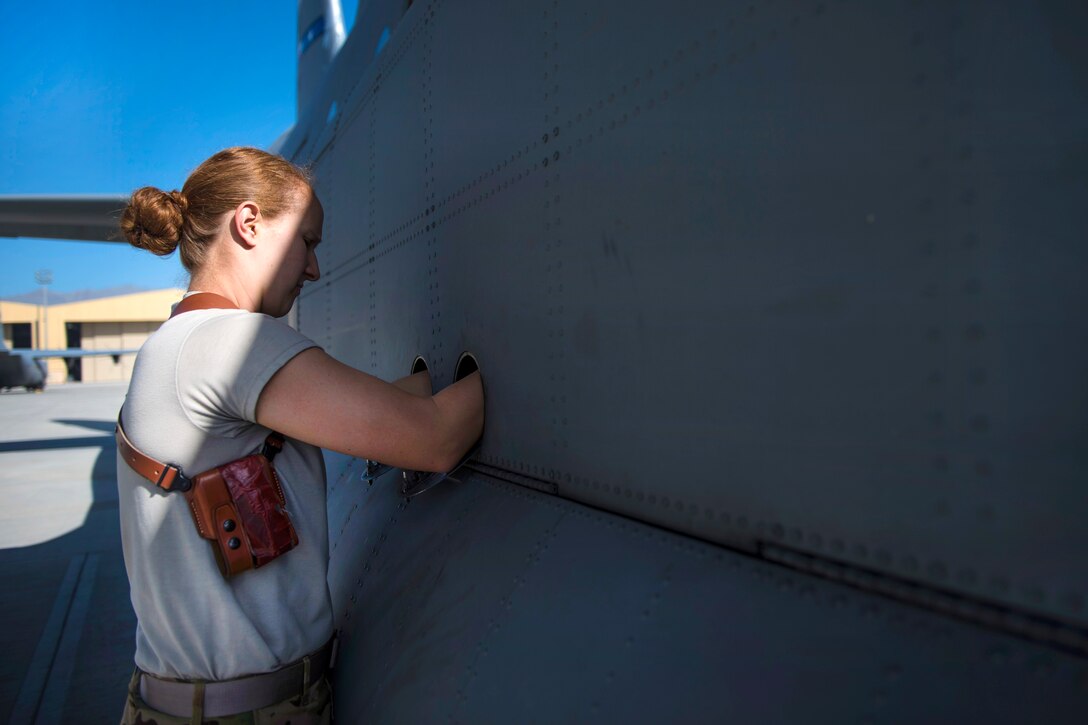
[231,201,262,248]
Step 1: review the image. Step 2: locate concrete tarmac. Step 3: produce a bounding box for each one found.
[0,382,134,724]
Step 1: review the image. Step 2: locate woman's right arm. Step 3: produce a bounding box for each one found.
[391,369,432,398]
[255,348,483,473]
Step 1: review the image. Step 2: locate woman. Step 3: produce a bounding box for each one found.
[116,147,484,723]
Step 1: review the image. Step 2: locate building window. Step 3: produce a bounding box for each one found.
[65,322,82,382]
[10,323,32,349]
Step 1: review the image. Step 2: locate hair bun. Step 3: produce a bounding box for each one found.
[120,186,186,255]
[168,189,189,215]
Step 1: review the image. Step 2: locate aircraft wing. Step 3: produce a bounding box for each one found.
[21,348,139,360]
[0,195,130,243]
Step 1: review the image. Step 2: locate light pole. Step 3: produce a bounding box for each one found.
[35,269,52,350]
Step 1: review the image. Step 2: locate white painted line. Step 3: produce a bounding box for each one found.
[35,553,100,725]
[8,554,84,725]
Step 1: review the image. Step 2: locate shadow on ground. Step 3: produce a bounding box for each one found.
[0,419,135,724]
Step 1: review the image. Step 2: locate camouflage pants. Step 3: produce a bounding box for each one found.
[119,668,332,724]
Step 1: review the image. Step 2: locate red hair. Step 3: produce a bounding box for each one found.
[120,147,312,271]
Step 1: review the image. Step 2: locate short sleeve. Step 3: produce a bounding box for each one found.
[176,311,319,437]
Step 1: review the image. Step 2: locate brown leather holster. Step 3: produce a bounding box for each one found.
[117,418,299,579]
[187,445,298,578]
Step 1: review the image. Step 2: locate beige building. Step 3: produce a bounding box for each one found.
[1,288,185,385]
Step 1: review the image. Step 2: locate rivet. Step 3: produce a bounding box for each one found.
[228,537,241,550]
[223,519,236,532]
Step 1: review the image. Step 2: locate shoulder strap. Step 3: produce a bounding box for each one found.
[170,292,239,318]
[116,413,192,492]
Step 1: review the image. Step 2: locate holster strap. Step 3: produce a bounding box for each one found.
[116,416,190,492]
[170,292,239,318]
[139,636,334,718]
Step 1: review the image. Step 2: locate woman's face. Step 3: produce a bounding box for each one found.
[258,188,324,318]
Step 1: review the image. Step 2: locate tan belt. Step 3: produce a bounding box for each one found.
[139,636,335,717]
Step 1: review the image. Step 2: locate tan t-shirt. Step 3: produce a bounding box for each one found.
[117,307,333,680]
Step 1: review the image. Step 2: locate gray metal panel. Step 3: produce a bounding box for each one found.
[297,0,1088,697]
[447,0,1075,623]
[429,0,548,210]
[0,195,129,242]
[326,461,1088,722]
[535,0,1088,625]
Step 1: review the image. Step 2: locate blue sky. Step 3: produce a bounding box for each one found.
[0,1,356,298]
